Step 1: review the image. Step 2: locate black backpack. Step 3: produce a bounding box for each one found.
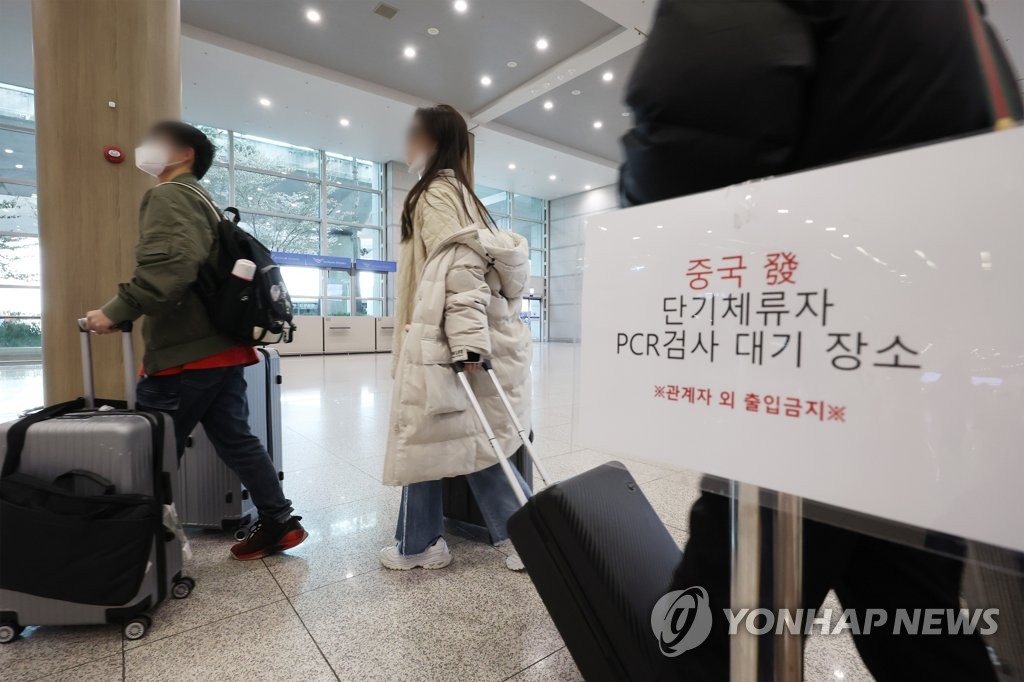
[169,182,296,345]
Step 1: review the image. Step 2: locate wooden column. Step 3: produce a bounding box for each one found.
[33,0,180,402]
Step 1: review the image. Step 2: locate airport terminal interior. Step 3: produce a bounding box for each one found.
[1,1,1023,681]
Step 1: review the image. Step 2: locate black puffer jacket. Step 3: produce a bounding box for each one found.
[620,0,1022,206]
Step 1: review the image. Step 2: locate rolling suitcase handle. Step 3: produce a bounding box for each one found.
[77,318,137,410]
[452,359,551,507]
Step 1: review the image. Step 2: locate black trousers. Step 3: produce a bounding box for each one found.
[670,492,996,681]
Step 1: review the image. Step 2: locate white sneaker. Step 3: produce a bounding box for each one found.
[495,539,526,572]
[379,537,452,570]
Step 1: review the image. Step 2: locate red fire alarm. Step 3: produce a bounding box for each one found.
[104,146,125,164]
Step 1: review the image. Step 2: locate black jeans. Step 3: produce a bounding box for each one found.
[136,365,293,523]
[670,492,996,681]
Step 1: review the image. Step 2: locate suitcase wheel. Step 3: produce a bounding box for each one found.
[0,622,24,644]
[123,613,152,641]
[171,576,196,600]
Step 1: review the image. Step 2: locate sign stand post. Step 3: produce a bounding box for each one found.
[730,481,761,681]
[775,492,804,680]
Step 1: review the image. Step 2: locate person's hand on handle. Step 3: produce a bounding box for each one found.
[83,309,117,334]
[463,351,483,373]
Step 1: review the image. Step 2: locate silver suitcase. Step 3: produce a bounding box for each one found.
[0,320,193,645]
[176,347,283,538]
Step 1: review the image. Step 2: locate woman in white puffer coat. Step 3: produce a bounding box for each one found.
[380,104,533,571]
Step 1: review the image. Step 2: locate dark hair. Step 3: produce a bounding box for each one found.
[400,104,492,242]
[149,121,215,180]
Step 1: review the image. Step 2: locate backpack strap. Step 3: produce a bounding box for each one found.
[162,180,222,225]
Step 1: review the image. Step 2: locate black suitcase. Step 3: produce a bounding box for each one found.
[508,463,683,680]
[453,361,684,681]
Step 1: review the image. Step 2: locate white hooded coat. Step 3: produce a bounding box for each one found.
[383,172,533,486]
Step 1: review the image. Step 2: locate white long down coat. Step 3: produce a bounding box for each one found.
[383,173,533,486]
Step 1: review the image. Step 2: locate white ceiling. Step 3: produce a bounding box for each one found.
[180,0,622,114]
[179,26,619,198]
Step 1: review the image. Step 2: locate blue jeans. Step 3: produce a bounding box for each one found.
[136,365,293,523]
[395,462,531,555]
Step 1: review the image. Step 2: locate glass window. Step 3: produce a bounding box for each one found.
[353,271,384,299]
[327,225,382,260]
[326,186,380,225]
[0,287,41,318]
[326,299,350,316]
[0,129,35,181]
[354,299,383,317]
[513,219,544,250]
[233,133,320,180]
[475,185,509,216]
[0,83,34,129]
[326,270,351,299]
[326,270,351,317]
[0,235,40,286]
[513,194,544,221]
[235,170,319,218]
[198,165,230,207]
[292,298,322,316]
[280,265,320,302]
[326,154,380,190]
[0,185,38,235]
[239,213,320,254]
[530,249,544,277]
[0,315,42,348]
[191,124,230,164]
[493,215,510,230]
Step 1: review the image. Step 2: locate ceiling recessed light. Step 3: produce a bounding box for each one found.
[339,118,350,127]
[622,111,630,117]
[14,164,23,169]
[549,174,557,180]
[584,184,592,190]
[506,61,517,68]
[825,226,837,232]
[508,163,516,170]
[453,0,468,12]
[571,89,581,96]
[258,97,272,107]
[602,71,614,82]
[543,100,553,110]
[777,208,789,214]
[427,27,440,36]
[593,120,603,129]
[536,37,549,51]
[2,149,12,154]
[305,8,321,23]
[403,45,417,59]
[805,219,814,224]
[480,74,492,86]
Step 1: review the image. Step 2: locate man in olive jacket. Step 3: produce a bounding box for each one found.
[84,122,305,560]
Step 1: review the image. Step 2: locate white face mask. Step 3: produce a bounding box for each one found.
[135,142,183,178]
[406,149,433,177]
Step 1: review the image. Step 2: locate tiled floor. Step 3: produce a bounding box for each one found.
[0,344,871,681]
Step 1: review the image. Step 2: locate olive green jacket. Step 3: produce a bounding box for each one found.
[101,173,234,374]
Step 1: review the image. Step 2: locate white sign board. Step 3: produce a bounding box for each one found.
[578,128,1024,552]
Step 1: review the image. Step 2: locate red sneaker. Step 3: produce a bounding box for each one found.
[231,516,307,561]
